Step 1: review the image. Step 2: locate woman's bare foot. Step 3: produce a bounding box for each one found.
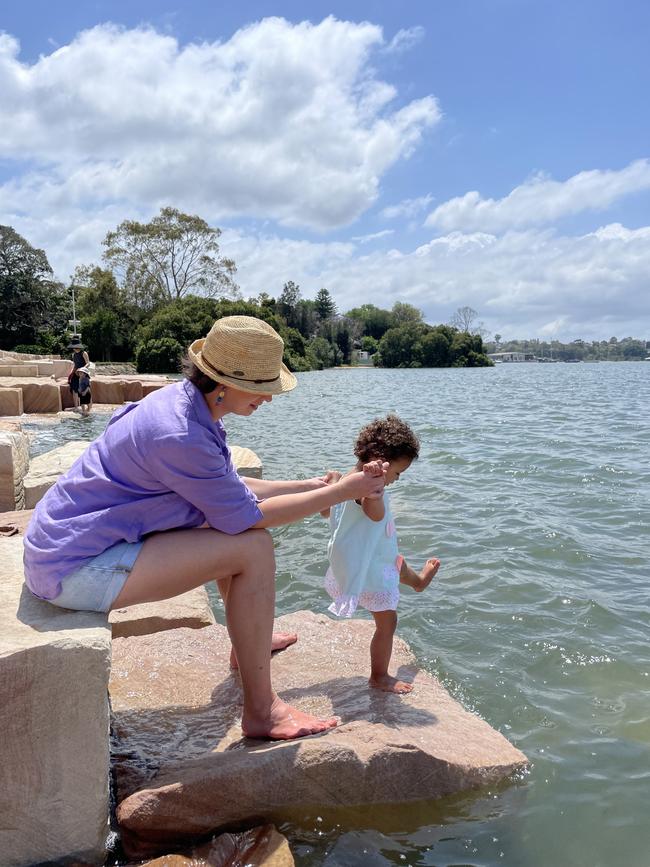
[242,696,338,740]
[369,674,414,694]
[230,631,298,669]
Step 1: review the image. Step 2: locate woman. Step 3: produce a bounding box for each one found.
[24,316,386,740]
[68,339,90,409]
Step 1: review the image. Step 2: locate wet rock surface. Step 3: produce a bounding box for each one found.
[134,824,294,866]
[112,610,527,858]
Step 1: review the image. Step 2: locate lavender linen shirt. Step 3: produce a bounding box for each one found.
[23,379,263,600]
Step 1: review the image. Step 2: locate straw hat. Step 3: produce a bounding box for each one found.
[188,316,297,395]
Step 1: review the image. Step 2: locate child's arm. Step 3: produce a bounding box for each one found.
[361,494,385,522]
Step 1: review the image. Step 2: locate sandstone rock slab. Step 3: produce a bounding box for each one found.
[137,825,294,866]
[230,445,263,479]
[110,586,216,638]
[0,427,29,511]
[0,508,33,535]
[113,611,527,858]
[92,376,126,404]
[0,535,111,867]
[0,377,62,413]
[23,440,88,508]
[10,364,39,377]
[53,358,74,378]
[0,386,23,416]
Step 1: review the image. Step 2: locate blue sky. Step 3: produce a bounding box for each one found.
[1,0,649,340]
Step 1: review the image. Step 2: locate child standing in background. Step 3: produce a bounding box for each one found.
[324,415,440,694]
[76,365,93,416]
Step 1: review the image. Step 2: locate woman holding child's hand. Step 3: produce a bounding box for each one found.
[24,316,386,741]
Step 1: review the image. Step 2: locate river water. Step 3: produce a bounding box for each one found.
[28,362,650,866]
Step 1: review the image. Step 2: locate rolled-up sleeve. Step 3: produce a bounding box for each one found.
[148,428,263,534]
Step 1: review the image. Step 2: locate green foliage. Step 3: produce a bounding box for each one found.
[314,287,337,321]
[376,322,491,368]
[135,337,185,374]
[0,225,69,350]
[306,335,339,369]
[12,344,45,354]
[347,303,393,340]
[74,266,140,360]
[361,335,379,354]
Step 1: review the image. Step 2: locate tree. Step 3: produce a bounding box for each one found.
[278,281,302,329]
[391,301,423,326]
[347,303,393,340]
[314,287,337,321]
[74,265,140,360]
[103,207,239,305]
[0,225,68,350]
[450,305,479,333]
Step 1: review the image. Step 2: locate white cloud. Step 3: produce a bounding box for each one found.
[381,194,434,220]
[384,26,425,55]
[227,223,650,340]
[0,18,440,231]
[352,229,394,243]
[425,160,650,233]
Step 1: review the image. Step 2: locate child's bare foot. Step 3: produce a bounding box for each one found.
[242,696,338,740]
[414,557,440,592]
[369,674,414,694]
[230,631,298,669]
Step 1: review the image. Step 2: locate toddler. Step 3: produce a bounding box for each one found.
[76,365,93,416]
[324,415,440,694]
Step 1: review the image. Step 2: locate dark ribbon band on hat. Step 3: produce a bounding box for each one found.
[214,367,280,384]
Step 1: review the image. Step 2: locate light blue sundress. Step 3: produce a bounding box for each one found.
[325,493,402,617]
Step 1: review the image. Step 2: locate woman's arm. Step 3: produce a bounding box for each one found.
[245,477,327,498]
[252,465,385,529]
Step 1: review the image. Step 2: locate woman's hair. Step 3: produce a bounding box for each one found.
[354,414,420,463]
[182,357,219,394]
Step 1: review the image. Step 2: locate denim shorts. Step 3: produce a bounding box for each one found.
[50,541,144,614]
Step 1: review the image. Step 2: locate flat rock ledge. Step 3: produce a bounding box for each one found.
[113,610,527,859]
[0,535,111,867]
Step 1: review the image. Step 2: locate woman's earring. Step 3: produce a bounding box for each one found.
[216,388,226,405]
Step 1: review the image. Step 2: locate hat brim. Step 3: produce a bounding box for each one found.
[188,338,297,395]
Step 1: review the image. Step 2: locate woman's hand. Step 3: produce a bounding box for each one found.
[339,461,388,501]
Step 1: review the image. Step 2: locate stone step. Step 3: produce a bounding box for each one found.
[0,535,111,867]
[23,440,88,508]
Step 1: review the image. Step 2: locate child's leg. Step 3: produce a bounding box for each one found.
[369,610,413,694]
[399,557,440,592]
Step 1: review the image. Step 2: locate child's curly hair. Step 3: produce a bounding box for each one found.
[354,414,420,463]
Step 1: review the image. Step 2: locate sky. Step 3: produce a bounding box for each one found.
[1,0,649,341]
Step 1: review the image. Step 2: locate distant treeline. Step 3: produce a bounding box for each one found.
[1,213,492,373]
[486,337,648,361]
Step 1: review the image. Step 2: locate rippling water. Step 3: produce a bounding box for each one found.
[30,362,650,866]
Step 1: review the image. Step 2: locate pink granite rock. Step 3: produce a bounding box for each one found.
[113,611,527,858]
[135,825,294,866]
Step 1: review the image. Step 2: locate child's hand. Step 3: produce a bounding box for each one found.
[341,465,386,501]
[362,460,389,498]
[321,470,343,485]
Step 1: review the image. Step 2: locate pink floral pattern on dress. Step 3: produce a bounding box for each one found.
[325,566,399,616]
[385,519,396,538]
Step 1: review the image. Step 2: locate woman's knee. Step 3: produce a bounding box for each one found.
[242,528,275,567]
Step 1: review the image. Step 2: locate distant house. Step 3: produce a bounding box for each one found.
[488,351,525,362]
[354,349,373,366]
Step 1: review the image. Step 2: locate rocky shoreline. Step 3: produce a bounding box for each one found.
[0,391,527,866]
